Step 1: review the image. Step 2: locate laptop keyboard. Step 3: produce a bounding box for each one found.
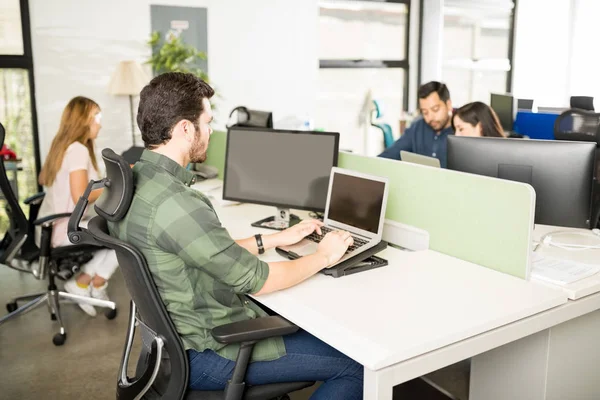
[305,226,369,254]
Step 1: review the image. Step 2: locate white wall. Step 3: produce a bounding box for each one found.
[420,0,444,84]
[30,0,318,161]
[511,0,573,106]
[569,0,600,106]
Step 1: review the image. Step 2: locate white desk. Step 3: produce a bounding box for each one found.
[532,225,600,300]
[470,225,600,400]
[193,180,569,399]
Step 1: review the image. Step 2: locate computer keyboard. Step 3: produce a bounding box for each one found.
[305,226,368,254]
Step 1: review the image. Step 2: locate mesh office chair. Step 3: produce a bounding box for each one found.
[0,122,117,345]
[570,96,595,111]
[68,148,314,400]
[554,109,600,228]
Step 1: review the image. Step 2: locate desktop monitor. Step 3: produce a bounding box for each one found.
[223,126,340,229]
[490,93,515,132]
[447,136,596,228]
[517,98,534,111]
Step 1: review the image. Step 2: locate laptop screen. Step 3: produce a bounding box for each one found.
[328,172,386,234]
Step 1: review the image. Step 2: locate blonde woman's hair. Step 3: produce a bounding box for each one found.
[39,96,100,186]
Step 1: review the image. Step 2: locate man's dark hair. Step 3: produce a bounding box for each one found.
[137,72,215,149]
[418,81,450,103]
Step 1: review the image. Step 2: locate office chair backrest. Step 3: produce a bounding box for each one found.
[0,122,29,264]
[71,148,189,399]
[570,96,595,111]
[555,110,600,228]
[554,109,600,145]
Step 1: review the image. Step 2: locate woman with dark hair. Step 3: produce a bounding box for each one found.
[452,101,505,138]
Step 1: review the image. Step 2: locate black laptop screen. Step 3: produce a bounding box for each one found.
[327,173,385,234]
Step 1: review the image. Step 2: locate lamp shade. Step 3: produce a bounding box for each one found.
[107,60,150,96]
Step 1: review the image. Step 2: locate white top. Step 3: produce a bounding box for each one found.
[39,142,98,246]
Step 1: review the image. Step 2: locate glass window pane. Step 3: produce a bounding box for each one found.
[0,0,24,55]
[316,68,404,155]
[442,68,473,108]
[443,67,508,108]
[0,68,37,230]
[442,1,513,104]
[319,0,408,60]
[472,70,508,103]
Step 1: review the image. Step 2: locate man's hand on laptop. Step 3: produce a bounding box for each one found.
[276,219,324,246]
[318,231,354,266]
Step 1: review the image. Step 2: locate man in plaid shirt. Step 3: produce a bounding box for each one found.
[109,72,363,398]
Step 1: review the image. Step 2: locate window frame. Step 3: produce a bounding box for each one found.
[318,0,412,111]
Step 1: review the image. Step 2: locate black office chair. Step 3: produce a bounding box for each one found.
[570,96,595,111]
[67,148,314,400]
[0,122,117,345]
[554,109,600,228]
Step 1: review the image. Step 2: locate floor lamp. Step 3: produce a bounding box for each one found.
[107,60,149,146]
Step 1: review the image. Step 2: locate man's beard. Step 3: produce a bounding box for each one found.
[427,114,450,132]
[189,132,207,163]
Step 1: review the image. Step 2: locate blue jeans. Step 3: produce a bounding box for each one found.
[187,329,363,399]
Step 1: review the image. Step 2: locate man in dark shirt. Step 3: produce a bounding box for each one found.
[379,81,454,167]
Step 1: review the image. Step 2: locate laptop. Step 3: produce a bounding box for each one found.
[278,167,389,268]
[400,151,441,168]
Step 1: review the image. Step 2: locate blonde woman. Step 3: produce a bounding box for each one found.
[38,96,118,316]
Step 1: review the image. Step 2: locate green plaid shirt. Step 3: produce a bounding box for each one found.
[108,150,285,362]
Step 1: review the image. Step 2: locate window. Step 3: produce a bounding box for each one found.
[0,0,24,55]
[441,0,516,107]
[0,0,41,230]
[316,0,410,154]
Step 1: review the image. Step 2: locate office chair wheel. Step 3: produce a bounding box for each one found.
[6,302,17,313]
[104,308,117,320]
[53,332,67,346]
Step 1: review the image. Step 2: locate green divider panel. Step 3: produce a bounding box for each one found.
[205,130,227,179]
[338,152,534,279]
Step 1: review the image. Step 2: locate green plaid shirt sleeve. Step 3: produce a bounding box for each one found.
[152,191,269,294]
[108,150,285,362]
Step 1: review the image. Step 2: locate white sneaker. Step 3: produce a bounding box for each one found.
[63,279,97,317]
[90,282,110,303]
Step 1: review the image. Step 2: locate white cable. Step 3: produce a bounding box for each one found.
[536,230,600,252]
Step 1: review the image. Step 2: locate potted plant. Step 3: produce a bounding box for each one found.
[146,30,209,82]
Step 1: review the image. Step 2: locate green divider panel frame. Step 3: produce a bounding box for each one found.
[338,152,534,279]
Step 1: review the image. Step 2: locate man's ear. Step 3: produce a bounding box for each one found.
[446,100,453,115]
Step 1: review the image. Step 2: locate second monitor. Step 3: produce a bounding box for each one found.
[490,93,514,132]
[223,126,340,229]
[447,136,596,228]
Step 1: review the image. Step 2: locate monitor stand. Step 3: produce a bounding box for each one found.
[251,207,301,231]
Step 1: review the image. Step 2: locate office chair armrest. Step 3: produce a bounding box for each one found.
[212,315,299,345]
[23,192,45,205]
[33,212,72,226]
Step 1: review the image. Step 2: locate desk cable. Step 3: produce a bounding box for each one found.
[533,228,600,252]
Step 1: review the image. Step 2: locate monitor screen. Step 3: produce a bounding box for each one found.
[327,172,386,234]
[447,136,596,228]
[223,127,339,211]
[491,93,514,131]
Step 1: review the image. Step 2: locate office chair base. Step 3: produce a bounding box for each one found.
[0,288,117,345]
